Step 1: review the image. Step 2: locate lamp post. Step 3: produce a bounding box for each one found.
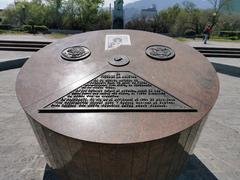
[22,5,26,25]
[212,12,217,27]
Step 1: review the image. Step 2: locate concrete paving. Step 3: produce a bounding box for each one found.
[0,68,45,180]
[185,39,240,48]
[0,34,56,42]
[191,57,240,179]
[0,40,239,179]
[0,51,32,63]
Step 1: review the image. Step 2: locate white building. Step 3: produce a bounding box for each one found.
[141,4,157,20]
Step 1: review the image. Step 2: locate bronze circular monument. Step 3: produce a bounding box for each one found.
[145,45,175,60]
[16,30,219,180]
[61,46,91,61]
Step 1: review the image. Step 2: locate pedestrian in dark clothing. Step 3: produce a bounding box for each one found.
[203,24,212,44]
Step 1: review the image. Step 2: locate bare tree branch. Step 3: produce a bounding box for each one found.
[207,0,232,27]
[208,0,232,14]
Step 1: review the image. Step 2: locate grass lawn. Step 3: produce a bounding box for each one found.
[210,36,240,42]
[175,37,191,42]
[0,30,240,42]
[47,33,69,39]
[0,30,29,35]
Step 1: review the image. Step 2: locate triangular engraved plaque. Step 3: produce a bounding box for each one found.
[39,71,196,112]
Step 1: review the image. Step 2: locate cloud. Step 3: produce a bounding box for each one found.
[103,0,137,7]
[0,0,14,9]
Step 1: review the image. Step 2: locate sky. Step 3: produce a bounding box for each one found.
[104,0,136,7]
[0,0,13,9]
[0,0,137,9]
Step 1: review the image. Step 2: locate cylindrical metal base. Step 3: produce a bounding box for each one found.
[27,114,207,180]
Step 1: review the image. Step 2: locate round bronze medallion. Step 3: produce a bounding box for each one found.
[108,55,130,67]
[146,45,175,60]
[61,46,91,61]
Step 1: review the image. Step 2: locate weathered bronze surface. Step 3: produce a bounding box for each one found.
[16,30,219,144]
[28,114,206,180]
[108,55,130,66]
[16,30,219,179]
[61,46,91,61]
[40,71,195,112]
[145,45,175,60]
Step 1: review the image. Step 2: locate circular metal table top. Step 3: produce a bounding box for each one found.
[16,30,219,144]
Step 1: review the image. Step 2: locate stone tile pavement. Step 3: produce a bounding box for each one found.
[0,51,33,63]
[0,68,46,179]
[0,34,56,42]
[0,49,239,179]
[190,57,240,180]
[185,39,240,48]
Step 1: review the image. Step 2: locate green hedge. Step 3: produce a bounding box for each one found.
[0,24,13,30]
[35,25,48,33]
[184,29,196,38]
[22,25,32,32]
[219,31,240,38]
[22,25,49,33]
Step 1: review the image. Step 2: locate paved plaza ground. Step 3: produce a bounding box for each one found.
[0,34,57,42]
[0,35,239,179]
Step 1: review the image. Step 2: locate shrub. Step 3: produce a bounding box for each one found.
[35,25,49,33]
[22,25,32,32]
[184,29,196,38]
[229,36,239,40]
[12,27,24,31]
[219,31,240,37]
[0,24,12,30]
[22,25,49,33]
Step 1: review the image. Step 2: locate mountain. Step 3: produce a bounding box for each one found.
[124,0,212,22]
[124,0,212,10]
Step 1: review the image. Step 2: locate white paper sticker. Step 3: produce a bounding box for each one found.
[105,34,131,50]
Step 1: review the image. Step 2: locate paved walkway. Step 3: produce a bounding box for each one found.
[0,38,239,179]
[185,39,240,48]
[1,34,239,48]
[0,34,56,42]
[191,57,240,179]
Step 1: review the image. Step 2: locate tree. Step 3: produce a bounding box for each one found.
[207,0,232,27]
[182,1,196,13]
[78,0,100,31]
[62,0,110,30]
[62,0,107,31]
[171,10,189,36]
[62,0,79,29]
[45,0,63,28]
[125,18,154,32]
[217,13,240,31]
[153,4,181,33]
[182,1,201,34]
[3,0,46,26]
[93,10,112,30]
[2,0,108,31]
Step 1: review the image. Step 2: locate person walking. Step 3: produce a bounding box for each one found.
[203,24,212,44]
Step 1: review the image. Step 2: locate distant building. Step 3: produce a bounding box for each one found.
[112,0,124,29]
[141,4,157,20]
[223,0,240,13]
[229,0,240,12]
